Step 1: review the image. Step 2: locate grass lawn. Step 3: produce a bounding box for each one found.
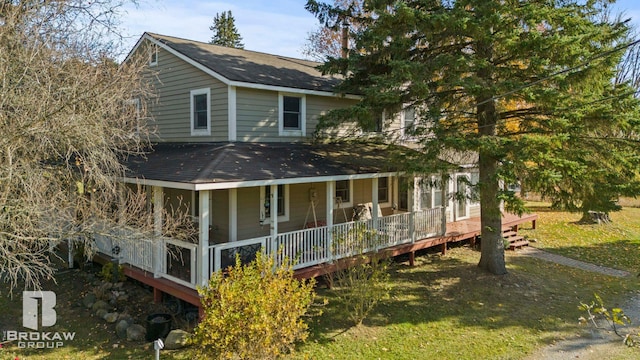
[1,205,639,359]
[520,202,640,274]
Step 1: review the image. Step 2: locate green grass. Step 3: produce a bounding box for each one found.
[520,204,640,273]
[2,205,640,359]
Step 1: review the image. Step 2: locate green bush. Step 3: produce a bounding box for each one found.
[332,254,391,326]
[192,252,316,359]
[329,225,391,325]
[99,261,125,282]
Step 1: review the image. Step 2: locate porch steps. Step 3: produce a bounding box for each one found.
[503,228,529,250]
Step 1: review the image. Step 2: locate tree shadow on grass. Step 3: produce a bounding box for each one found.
[306,246,633,350]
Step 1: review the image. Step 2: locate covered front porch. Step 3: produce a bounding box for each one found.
[93,210,537,310]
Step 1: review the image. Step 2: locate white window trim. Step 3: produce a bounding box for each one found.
[190,88,211,136]
[259,184,290,222]
[333,180,353,209]
[278,93,306,137]
[377,176,392,208]
[455,173,471,220]
[149,45,158,66]
[419,176,444,209]
[401,106,416,140]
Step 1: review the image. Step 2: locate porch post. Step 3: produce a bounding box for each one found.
[229,188,237,242]
[441,177,448,236]
[372,177,380,250]
[270,184,278,258]
[325,181,334,262]
[198,190,211,286]
[409,178,415,243]
[152,186,163,278]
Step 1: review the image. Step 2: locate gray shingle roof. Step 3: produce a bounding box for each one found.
[148,33,343,93]
[124,142,399,185]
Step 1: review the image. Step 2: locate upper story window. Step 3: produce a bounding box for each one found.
[402,107,415,135]
[260,184,289,222]
[190,88,211,136]
[365,110,384,133]
[149,45,158,66]
[279,93,306,136]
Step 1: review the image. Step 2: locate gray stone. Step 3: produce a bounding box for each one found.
[103,312,119,323]
[117,313,133,323]
[115,319,131,339]
[96,309,108,318]
[91,300,109,312]
[126,324,146,342]
[82,293,96,309]
[164,329,190,350]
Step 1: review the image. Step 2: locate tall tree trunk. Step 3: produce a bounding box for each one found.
[477,151,507,274]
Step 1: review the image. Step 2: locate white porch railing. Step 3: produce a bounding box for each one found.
[94,207,445,287]
[162,238,198,289]
[208,207,445,275]
[94,230,154,272]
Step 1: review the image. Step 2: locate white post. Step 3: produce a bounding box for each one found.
[198,190,210,286]
[325,181,334,261]
[441,177,448,235]
[372,177,380,249]
[152,186,163,278]
[229,188,238,242]
[270,185,278,258]
[409,178,415,243]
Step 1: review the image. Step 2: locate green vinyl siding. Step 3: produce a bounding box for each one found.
[143,43,228,142]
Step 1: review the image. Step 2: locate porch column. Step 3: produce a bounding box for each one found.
[441,177,448,236]
[269,184,278,257]
[409,178,415,243]
[371,178,380,249]
[152,186,163,278]
[229,188,237,242]
[325,181,334,261]
[198,190,211,286]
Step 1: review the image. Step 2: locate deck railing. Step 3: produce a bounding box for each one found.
[208,207,445,274]
[94,207,445,286]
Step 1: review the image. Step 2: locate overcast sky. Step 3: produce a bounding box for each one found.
[118,0,640,60]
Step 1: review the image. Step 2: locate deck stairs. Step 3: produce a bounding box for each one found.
[503,226,529,250]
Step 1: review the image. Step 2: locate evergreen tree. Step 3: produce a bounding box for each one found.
[209,10,244,49]
[307,0,640,274]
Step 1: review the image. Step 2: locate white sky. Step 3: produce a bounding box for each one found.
[118,0,640,60]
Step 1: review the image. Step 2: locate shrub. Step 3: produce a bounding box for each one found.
[329,225,391,325]
[332,254,391,326]
[192,252,315,359]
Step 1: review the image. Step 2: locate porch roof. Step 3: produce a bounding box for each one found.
[123,142,403,189]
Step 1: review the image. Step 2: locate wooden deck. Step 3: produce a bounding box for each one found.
[293,212,537,279]
[94,212,537,313]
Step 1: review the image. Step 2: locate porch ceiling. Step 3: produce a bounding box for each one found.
[124,142,404,186]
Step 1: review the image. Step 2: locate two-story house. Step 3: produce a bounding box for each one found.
[93,33,535,311]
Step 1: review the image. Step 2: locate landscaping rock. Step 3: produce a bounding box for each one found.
[91,300,109,312]
[96,309,108,319]
[103,312,119,323]
[82,293,96,309]
[164,329,190,350]
[126,324,146,342]
[115,319,131,339]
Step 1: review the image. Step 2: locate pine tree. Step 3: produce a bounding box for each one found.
[307,0,640,274]
[209,10,244,49]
